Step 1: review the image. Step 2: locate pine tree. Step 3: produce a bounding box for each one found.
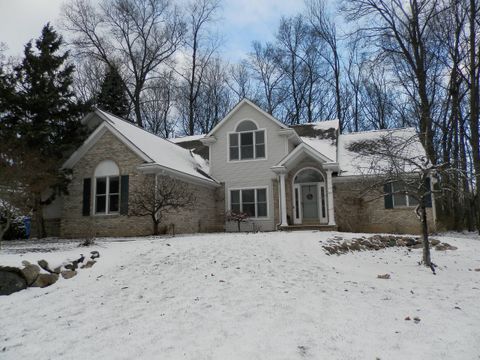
[0,23,88,238]
[97,64,130,119]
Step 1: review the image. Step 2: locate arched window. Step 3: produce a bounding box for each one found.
[236,120,257,132]
[294,168,324,183]
[229,120,265,161]
[94,160,120,214]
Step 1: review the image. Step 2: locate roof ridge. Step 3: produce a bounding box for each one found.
[341,126,416,136]
[96,108,193,151]
[291,119,339,127]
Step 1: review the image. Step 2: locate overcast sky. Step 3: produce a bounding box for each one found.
[0,0,303,62]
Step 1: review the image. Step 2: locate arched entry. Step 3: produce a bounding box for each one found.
[292,168,327,225]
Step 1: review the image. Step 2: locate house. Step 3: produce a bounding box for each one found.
[43,99,436,237]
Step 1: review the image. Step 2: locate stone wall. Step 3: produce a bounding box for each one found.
[61,130,223,238]
[333,178,436,235]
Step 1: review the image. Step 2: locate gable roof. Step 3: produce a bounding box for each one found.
[337,127,425,176]
[171,134,205,143]
[206,99,288,137]
[63,109,216,185]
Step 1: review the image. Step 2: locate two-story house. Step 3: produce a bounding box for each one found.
[44,99,436,238]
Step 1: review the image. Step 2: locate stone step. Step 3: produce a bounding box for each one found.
[279,224,338,231]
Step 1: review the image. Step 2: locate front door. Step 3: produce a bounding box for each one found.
[301,184,318,221]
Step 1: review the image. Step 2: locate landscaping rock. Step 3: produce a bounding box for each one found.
[61,270,77,280]
[20,264,40,286]
[37,260,54,274]
[81,260,96,269]
[430,239,440,246]
[412,243,423,249]
[90,251,100,260]
[435,243,458,251]
[31,273,59,288]
[396,239,407,247]
[404,238,417,247]
[377,274,391,279]
[0,267,27,296]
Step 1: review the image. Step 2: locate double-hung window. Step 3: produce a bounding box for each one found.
[94,160,120,214]
[229,120,265,161]
[230,188,268,218]
[95,176,120,214]
[392,181,418,207]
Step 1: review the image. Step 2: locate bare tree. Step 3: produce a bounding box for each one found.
[177,0,221,135]
[142,70,176,138]
[248,41,285,116]
[342,0,447,164]
[62,0,185,127]
[307,0,343,129]
[227,60,256,102]
[348,132,450,269]
[129,175,196,235]
[194,57,232,133]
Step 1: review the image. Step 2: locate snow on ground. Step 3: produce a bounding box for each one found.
[1,231,479,360]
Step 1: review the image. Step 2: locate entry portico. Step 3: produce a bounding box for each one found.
[272,142,340,228]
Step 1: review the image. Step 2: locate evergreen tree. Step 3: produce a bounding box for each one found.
[97,64,130,119]
[0,23,87,238]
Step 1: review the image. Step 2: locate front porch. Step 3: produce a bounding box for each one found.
[271,142,340,230]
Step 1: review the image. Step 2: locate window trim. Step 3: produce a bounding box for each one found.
[94,175,121,215]
[227,121,267,163]
[228,186,269,219]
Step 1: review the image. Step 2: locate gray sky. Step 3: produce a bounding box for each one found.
[0,0,303,61]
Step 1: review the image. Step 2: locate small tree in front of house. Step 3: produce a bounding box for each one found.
[348,132,449,271]
[129,175,196,235]
[225,210,250,232]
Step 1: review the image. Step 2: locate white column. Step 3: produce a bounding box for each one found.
[279,172,288,227]
[326,169,336,226]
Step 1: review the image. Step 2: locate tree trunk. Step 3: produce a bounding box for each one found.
[421,204,431,267]
[34,194,46,239]
[152,217,159,235]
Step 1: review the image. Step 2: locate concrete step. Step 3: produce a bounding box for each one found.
[279,224,338,231]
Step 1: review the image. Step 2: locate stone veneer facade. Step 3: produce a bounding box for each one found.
[60,130,224,238]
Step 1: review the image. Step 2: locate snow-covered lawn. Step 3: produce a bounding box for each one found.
[1,231,479,360]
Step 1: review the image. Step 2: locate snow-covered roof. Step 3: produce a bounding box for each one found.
[171,134,205,143]
[65,110,215,185]
[301,137,337,162]
[295,119,339,163]
[294,119,339,132]
[337,127,425,176]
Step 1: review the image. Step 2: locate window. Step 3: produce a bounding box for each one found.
[229,120,266,161]
[94,160,120,214]
[385,181,418,208]
[230,188,268,218]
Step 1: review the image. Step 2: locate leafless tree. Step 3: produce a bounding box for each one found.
[248,41,285,116]
[194,57,232,133]
[62,0,185,127]
[177,0,221,135]
[227,60,256,103]
[142,70,176,138]
[130,175,196,235]
[307,0,344,129]
[342,0,447,164]
[348,132,447,269]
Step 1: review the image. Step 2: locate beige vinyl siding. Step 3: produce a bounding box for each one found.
[210,102,289,231]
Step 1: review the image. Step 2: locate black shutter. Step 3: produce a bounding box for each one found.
[120,175,129,215]
[82,178,91,216]
[384,182,393,209]
[425,178,432,208]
